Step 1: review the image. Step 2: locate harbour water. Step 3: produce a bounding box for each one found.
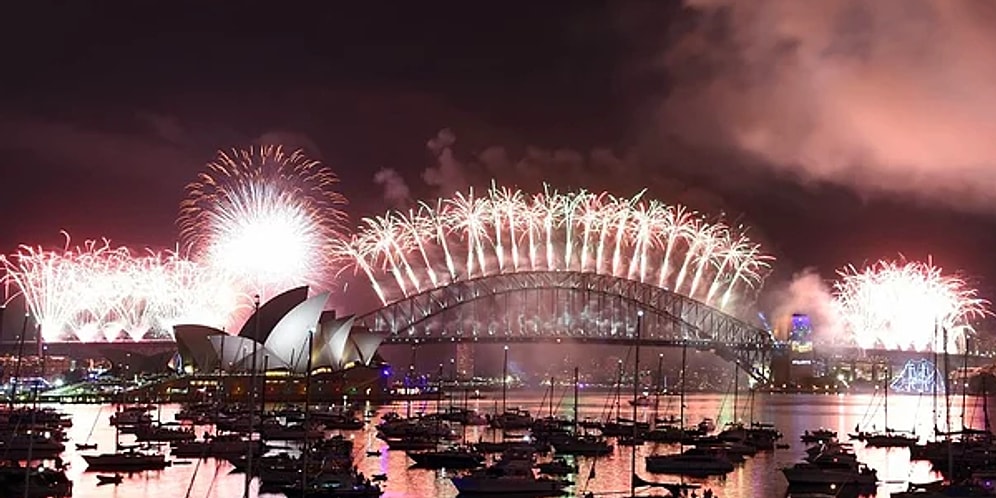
[52,391,984,497]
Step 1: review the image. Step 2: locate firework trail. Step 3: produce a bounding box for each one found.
[1,233,245,342]
[833,259,989,353]
[335,185,771,310]
[178,146,348,299]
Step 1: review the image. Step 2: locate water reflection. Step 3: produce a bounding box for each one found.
[49,392,991,497]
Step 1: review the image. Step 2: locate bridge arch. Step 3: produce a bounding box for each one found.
[357,271,776,381]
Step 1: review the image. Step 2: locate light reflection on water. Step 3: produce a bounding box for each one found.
[52,392,988,497]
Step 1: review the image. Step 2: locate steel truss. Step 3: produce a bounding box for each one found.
[357,271,775,382]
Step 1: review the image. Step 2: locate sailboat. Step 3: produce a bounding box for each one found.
[0,323,73,497]
[406,365,484,469]
[82,423,168,471]
[864,364,917,448]
[549,368,612,457]
[74,406,102,451]
[488,346,534,430]
[646,341,735,476]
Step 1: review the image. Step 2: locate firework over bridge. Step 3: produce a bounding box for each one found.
[355,271,777,382]
[338,186,778,381]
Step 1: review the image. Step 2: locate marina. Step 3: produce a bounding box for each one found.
[1,391,985,497]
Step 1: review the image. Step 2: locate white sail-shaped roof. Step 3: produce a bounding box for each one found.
[174,324,226,372]
[316,315,356,369]
[263,292,330,373]
[348,328,389,366]
[208,335,262,372]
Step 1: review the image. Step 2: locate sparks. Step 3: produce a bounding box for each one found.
[335,184,772,309]
[178,145,348,299]
[833,258,989,353]
[1,233,246,342]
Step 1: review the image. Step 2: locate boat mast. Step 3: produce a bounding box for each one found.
[10,313,29,405]
[679,341,687,451]
[549,376,555,419]
[884,363,890,432]
[615,360,623,422]
[962,338,970,430]
[244,295,259,498]
[654,353,663,427]
[732,360,739,425]
[573,367,579,436]
[944,324,953,478]
[301,330,314,495]
[501,345,508,414]
[933,321,939,435]
[25,323,44,496]
[630,310,643,498]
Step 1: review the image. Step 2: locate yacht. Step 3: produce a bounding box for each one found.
[801,428,837,443]
[550,433,613,456]
[171,434,263,458]
[782,454,877,486]
[0,463,72,497]
[275,468,383,497]
[407,446,484,469]
[260,421,324,441]
[488,408,534,430]
[0,433,66,456]
[109,406,153,426]
[864,430,918,448]
[536,457,576,476]
[451,459,568,496]
[134,424,196,442]
[82,450,168,471]
[645,448,735,476]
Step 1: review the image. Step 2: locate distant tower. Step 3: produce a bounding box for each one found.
[789,314,814,353]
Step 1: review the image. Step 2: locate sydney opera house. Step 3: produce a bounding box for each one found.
[174,287,387,374]
[159,287,390,402]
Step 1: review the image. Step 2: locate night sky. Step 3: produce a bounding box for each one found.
[3,1,996,310]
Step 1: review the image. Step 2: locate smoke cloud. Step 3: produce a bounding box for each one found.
[769,268,843,344]
[412,129,738,218]
[372,168,413,209]
[423,129,469,195]
[654,1,996,209]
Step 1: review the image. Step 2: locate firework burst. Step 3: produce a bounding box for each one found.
[178,146,348,299]
[335,185,771,311]
[833,259,989,353]
[1,233,245,342]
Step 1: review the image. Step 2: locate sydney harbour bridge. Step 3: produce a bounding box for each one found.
[355,271,779,383]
